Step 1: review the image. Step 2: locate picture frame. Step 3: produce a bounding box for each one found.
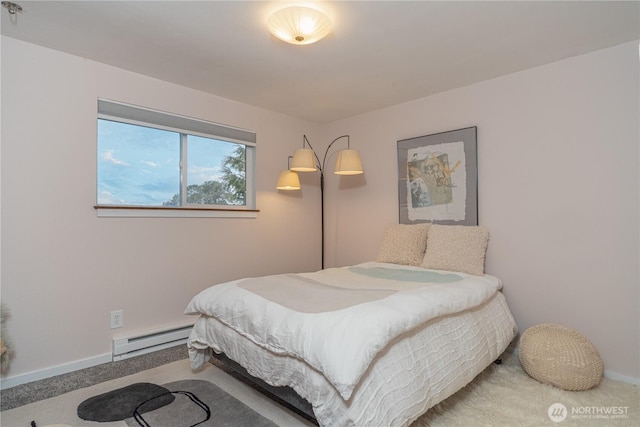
[397,126,478,225]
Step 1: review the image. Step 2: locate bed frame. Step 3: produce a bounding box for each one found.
[211,352,317,423]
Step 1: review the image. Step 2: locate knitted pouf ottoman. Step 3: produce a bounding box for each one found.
[519,323,603,391]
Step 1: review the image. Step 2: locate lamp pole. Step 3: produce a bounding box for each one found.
[302,135,350,269]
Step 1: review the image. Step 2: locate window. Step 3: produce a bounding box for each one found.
[96,99,256,217]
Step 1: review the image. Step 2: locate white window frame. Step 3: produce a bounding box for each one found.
[95,99,257,218]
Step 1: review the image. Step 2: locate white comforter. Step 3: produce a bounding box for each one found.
[185,262,503,400]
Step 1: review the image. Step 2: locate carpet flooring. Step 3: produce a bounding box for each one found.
[1,346,189,411]
[1,357,315,427]
[1,349,638,426]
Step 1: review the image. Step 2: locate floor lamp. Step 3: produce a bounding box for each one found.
[276,135,364,269]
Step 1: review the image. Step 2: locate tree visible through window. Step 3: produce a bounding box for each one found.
[163,145,246,206]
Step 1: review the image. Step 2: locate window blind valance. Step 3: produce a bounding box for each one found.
[98,99,256,145]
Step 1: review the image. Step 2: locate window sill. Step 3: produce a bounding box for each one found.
[94,205,259,218]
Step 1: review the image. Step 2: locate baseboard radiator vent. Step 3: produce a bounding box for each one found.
[112,321,195,362]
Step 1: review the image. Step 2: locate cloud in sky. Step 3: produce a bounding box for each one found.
[97,189,125,205]
[188,165,221,184]
[101,150,129,166]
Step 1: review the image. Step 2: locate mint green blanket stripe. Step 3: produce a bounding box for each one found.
[348,266,462,283]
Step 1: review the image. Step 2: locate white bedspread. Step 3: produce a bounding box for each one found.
[188,292,517,427]
[185,262,504,400]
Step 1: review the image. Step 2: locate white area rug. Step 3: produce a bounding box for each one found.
[1,351,638,426]
[413,351,639,427]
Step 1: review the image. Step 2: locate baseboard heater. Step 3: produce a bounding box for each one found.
[112,321,195,362]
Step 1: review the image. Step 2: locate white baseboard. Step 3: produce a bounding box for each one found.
[510,344,640,385]
[0,352,112,390]
[604,370,640,385]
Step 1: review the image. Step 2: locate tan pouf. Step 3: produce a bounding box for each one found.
[519,323,603,391]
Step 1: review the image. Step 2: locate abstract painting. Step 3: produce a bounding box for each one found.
[398,127,477,225]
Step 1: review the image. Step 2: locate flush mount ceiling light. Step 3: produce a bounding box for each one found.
[1,1,22,15]
[267,6,332,45]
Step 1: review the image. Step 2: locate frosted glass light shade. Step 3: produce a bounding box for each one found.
[290,148,318,172]
[267,6,332,45]
[334,149,364,175]
[276,170,301,190]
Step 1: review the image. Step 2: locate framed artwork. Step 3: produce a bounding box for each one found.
[397,127,478,225]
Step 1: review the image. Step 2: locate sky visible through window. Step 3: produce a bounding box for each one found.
[97,119,237,206]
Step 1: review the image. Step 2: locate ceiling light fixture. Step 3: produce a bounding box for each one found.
[267,6,332,45]
[1,1,22,15]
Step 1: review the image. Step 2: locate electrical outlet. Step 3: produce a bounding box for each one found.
[110,310,123,329]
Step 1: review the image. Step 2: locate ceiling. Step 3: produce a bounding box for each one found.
[2,1,639,123]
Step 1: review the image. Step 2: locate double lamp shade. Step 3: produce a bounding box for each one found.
[276,148,364,190]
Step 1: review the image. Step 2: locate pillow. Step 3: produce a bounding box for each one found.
[421,225,489,275]
[376,223,431,266]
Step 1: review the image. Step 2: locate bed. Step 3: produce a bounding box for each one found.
[186,224,518,426]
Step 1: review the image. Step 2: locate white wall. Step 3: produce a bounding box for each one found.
[0,37,322,382]
[323,41,639,381]
[2,36,638,386]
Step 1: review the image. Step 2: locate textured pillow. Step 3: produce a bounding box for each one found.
[376,223,431,266]
[421,225,489,275]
